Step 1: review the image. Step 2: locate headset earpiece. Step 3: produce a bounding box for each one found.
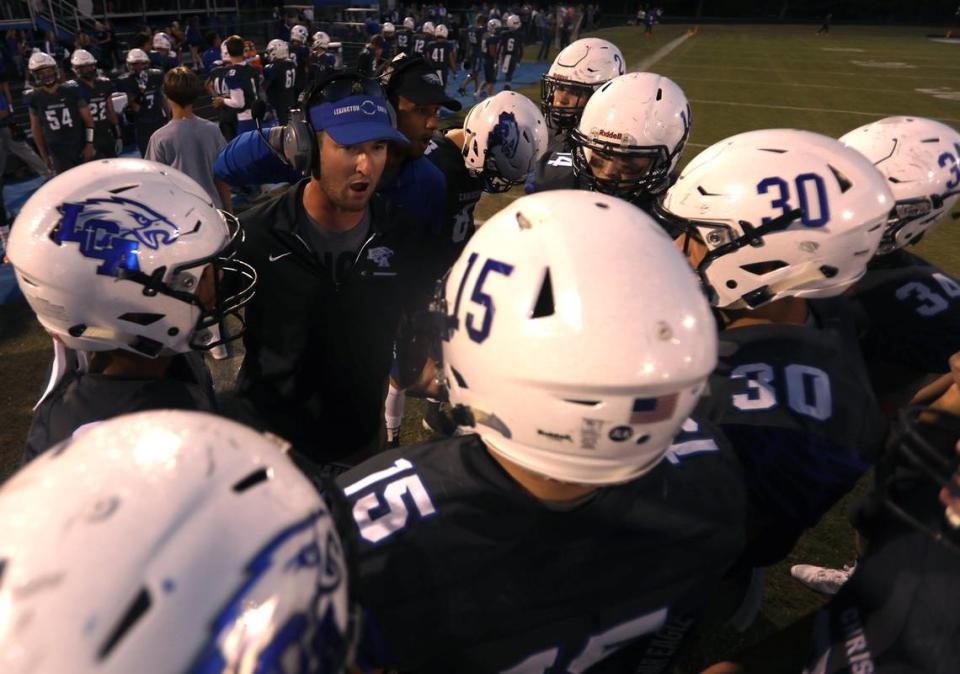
[282,108,318,175]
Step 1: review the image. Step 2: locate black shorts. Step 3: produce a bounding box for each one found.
[483,58,498,83]
[48,142,85,174]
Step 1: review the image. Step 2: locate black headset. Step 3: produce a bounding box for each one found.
[277,71,398,177]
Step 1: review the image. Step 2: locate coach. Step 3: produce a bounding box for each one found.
[231,72,442,464]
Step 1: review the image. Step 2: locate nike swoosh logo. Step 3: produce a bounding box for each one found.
[268,252,292,262]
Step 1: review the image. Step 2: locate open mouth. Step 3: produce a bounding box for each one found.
[349,180,370,194]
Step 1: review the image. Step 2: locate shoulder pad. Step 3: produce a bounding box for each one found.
[148,68,163,76]
[61,80,79,89]
[97,76,112,83]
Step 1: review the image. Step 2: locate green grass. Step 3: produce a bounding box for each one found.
[1,23,959,671]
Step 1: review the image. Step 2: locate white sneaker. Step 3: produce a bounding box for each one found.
[790,563,856,595]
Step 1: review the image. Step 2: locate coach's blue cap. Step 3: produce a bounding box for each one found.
[309,95,409,146]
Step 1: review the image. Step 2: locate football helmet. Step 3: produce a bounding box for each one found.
[265,38,289,61]
[69,48,97,80]
[0,410,353,674]
[422,21,435,36]
[382,21,396,35]
[6,158,256,356]
[462,90,549,192]
[291,24,309,44]
[487,18,502,32]
[125,48,150,73]
[657,128,893,309]
[312,31,331,51]
[28,51,58,87]
[441,190,717,485]
[403,16,415,31]
[435,23,449,39]
[571,72,690,201]
[506,13,522,30]
[152,33,171,51]
[882,406,960,554]
[841,116,960,254]
[540,38,625,130]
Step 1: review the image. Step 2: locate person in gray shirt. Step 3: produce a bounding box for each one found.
[145,67,233,212]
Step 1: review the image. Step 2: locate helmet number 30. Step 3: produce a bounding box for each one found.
[450,252,515,344]
[756,173,830,227]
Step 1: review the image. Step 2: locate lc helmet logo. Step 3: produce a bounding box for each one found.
[56,196,180,277]
[491,111,521,159]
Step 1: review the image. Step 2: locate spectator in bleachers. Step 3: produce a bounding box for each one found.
[186,17,202,71]
[93,21,113,71]
[201,32,221,73]
[145,67,232,213]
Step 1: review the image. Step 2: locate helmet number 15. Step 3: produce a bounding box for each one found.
[450,252,514,344]
[756,173,830,227]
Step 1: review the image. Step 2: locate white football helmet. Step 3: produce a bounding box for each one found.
[312,30,331,51]
[487,18,502,32]
[6,159,256,356]
[266,38,289,61]
[841,116,960,254]
[441,190,717,485]
[658,128,893,309]
[506,13,522,30]
[382,21,396,35]
[69,48,97,80]
[571,72,690,201]
[403,16,415,30]
[434,23,449,39]
[152,33,171,51]
[462,90,549,192]
[0,410,353,674]
[422,21,436,36]
[541,38,625,129]
[291,24,309,44]
[28,51,58,87]
[125,47,150,73]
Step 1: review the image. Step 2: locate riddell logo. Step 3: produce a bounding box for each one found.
[593,128,623,141]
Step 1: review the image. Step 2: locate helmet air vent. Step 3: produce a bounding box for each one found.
[530,269,555,318]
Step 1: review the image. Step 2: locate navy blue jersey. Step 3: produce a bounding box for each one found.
[423,133,482,266]
[411,32,429,57]
[25,82,88,146]
[467,25,483,58]
[211,63,259,125]
[852,250,960,381]
[526,133,577,194]
[308,52,338,80]
[71,76,114,130]
[500,28,523,57]
[148,50,178,71]
[697,298,886,568]
[395,29,413,55]
[482,31,501,61]
[263,59,296,113]
[116,69,166,124]
[425,39,453,84]
[336,424,746,672]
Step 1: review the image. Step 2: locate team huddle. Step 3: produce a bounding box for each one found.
[2,29,960,674]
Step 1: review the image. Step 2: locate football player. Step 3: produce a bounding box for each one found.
[411,20,433,58]
[289,24,310,92]
[149,31,179,71]
[68,48,122,159]
[530,71,690,216]
[396,16,415,56]
[499,13,524,91]
[840,117,960,409]
[5,159,256,461]
[426,23,456,89]
[456,15,487,97]
[263,39,297,125]
[535,37,625,162]
[25,51,96,173]
[210,35,261,137]
[381,20,398,59]
[657,129,892,621]
[478,17,502,99]
[116,48,167,156]
[702,406,960,674]
[339,190,746,671]
[0,410,353,673]
[393,91,548,442]
[309,31,339,82]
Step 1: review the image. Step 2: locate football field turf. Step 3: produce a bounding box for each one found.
[1,23,958,671]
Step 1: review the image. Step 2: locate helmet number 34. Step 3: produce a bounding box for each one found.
[756,173,830,227]
[450,252,515,344]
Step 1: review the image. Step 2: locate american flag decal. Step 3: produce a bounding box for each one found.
[630,393,679,423]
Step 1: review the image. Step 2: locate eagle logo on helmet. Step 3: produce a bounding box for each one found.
[491,111,521,159]
[56,196,180,277]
